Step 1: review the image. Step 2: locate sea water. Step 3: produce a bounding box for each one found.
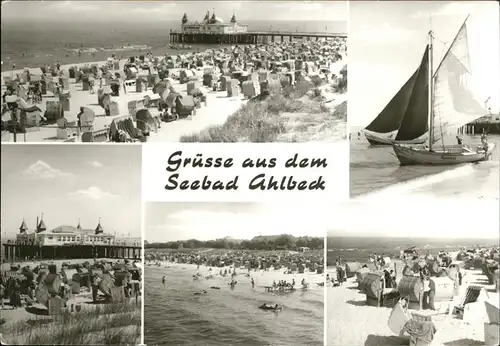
[1,20,346,70]
[350,128,500,198]
[144,263,324,345]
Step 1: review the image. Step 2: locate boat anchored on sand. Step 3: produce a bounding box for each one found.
[393,143,494,165]
[393,15,495,165]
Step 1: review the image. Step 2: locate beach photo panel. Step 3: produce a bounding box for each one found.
[143,202,327,345]
[1,1,347,144]
[325,195,500,346]
[348,0,500,198]
[0,144,143,345]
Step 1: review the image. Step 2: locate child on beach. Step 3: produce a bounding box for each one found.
[89,78,95,94]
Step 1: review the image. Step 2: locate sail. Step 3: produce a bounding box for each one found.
[395,45,429,141]
[365,70,419,134]
[432,22,487,143]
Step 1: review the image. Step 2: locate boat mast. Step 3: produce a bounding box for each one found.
[428,29,434,151]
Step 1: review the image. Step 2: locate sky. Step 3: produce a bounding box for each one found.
[1,144,142,239]
[145,202,326,242]
[349,1,500,126]
[326,195,500,240]
[1,1,348,23]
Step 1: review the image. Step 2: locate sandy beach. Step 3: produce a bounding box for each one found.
[0,257,142,345]
[1,59,248,143]
[327,266,499,346]
[2,33,347,144]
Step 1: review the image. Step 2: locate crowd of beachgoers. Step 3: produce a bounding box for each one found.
[327,245,500,346]
[2,37,347,143]
[146,248,324,274]
[0,258,142,344]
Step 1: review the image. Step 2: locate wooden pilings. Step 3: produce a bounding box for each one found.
[2,243,142,262]
[169,31,346,45]
[457,121,500,135]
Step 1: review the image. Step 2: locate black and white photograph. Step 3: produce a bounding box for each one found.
[2,1,347,144]
[326,196,500,346]
[0,144,143,345]
[349,1,499,197]
[144,202,325,345]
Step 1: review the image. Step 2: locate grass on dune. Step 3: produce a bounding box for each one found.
[1,301,141,345]
[179,74,347,143]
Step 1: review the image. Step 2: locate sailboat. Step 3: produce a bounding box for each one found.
[393,16,495,165]
[362,51,429,146]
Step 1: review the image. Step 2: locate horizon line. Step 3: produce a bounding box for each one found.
[327,234,499,241]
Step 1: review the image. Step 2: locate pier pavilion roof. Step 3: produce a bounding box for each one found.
[37,219,47,232]
[19,219,28,233]
[44,225,113,237]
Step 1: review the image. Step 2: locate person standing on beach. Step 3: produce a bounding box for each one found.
[420,268,434,310]
[76,107,84,130]
[0,281,4,310]
[162,276,166,285]
[88,77,95,94]
[91,274,100,302]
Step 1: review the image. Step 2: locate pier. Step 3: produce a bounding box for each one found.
[169,31,347,45]
[3,243,142,262]
[458,114,500,135]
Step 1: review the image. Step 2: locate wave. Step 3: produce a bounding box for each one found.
[355,164,475,200]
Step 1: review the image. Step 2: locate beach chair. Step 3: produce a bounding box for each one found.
[388,299,413,335]
[362,272,399,307]
[448,285,487,317]
[388,300,437,346]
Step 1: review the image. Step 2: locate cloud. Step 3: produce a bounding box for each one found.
[355,23,416,44]
[87,160,104,168]
[412,2,476,19]
[22,160,73,179]
[68,186,118,200]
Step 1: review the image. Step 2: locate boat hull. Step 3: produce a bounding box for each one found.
[393,143,496,166]
[363,130,427,146]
